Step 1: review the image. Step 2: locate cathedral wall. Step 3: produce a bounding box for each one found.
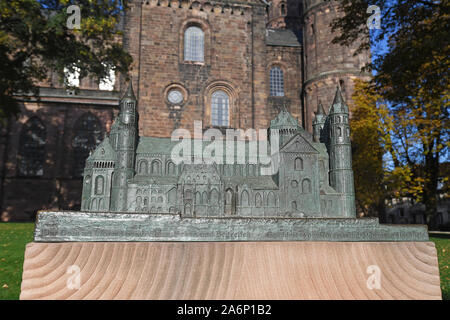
[302,0,371,131]
[0,101,115,221]
[124,1,304,137]
[127,1,262,137]
[266,45,303,124]
[267,0,303,30]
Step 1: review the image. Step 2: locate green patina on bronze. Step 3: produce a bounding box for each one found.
[33,83,429,242]
[81,83,355,218]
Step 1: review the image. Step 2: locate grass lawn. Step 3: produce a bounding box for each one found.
[0,223,34,300]
[431,234,450,300]
[0,222,449,300]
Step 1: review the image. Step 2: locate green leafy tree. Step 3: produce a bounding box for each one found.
[350,80,386,217]
[332,0,449,225]
[0,0,133,119]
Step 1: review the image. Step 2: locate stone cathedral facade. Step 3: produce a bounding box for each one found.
[81,83,355,218]
[1,0,369,221]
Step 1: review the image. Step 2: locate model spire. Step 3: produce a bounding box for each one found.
[122,79,136,101]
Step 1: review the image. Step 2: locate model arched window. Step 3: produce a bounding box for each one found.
[184,26,204,62]
[18,117,46,176]
[211,90,229,127]
[241,190,249,206]
[255,193,262,208]
[267,192,276,207]
[211,189,219,204]
[302,179,312,194]
[195,192,202,204]
[247,164,254,176]
[151,160,161,174]
[167,161,176,175]
[95,175,104,195]
[225,189,233,205]
[72,113,102,177]
[139,160,148,175]
[270,67,284,97]
[295,157,303,171]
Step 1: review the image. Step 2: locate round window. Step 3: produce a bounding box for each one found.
[167,89,184,104]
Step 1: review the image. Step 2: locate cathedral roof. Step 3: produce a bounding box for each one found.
[266,29,302,47]
[86,137,116,162]
[270,110,302,130]
[223,176,278,190]
[136,137,261,162]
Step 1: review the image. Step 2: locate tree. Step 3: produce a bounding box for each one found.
[0,0,133,120]
[350,80,386,217]
[332,0,449,224]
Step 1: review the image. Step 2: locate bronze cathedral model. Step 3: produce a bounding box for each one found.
[33,83,429,243]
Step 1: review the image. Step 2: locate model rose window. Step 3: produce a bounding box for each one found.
[211,90,229,127]
[184,26,204,62]
[270,67,284,97]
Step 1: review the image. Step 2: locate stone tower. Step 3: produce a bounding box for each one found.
[110,82,138,212]
[312,101,326,143]
[302,0,370,132]
[267,0,303,30]
[328,87,355,218]
[269,109,302,148]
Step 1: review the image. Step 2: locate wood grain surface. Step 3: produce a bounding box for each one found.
[20,242,442,300]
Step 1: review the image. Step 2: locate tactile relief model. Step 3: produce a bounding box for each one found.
[34,83,429,242]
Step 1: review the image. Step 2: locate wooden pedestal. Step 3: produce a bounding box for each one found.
[20,242,442,300]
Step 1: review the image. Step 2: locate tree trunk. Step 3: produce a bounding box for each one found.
[423,148,439,230]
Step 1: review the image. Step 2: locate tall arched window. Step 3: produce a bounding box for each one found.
[295,157,303,171]
[267,192,276,207]
[195,192,202,204]
[139,160,148,175]
[255,193,262,208]
[225,189,235,215]
[72,113,102,177]
[167,161,176,175]
[281,3,286,15]
[302,179,312,194]
[18,117,46,176]
[184,26,204,62]
[241,190,249,206]
[210,189,219,204]
[247,164,255,176]
[225,189,233,205]
[211,90,229,127]
[151,160,161,174]
[270,67,284,97]
[95,175,104,195]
